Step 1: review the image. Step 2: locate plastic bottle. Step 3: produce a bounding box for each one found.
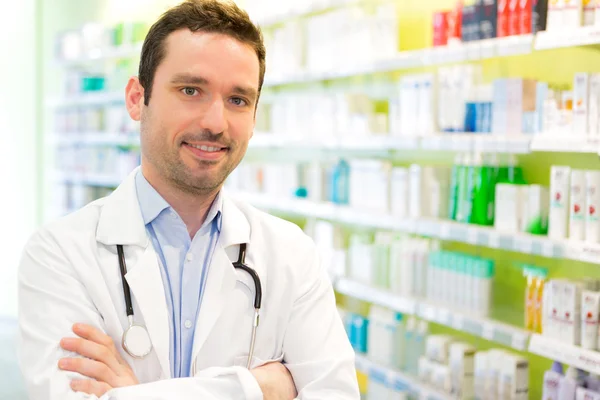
[403,317,416,372]
[330,159,350,205]
[448,153,464,220]
[464,152,484,224]
[456,152,473,223]
[558,366,584,400]
[473,153,497,226]
[543,361,564,400]
[498,154,526,185]
[413,321,429,375]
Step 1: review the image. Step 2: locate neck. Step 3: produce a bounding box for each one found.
[141,164,220,238]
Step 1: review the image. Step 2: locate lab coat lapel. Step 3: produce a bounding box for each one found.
[124,245,171,379]
[191,193,255,360]
[96,167,171,379]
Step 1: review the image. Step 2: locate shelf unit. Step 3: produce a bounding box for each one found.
[535,26,600,50]
[336,278,530,351]
[354,354,453,400]
[528,334,600,375]
[232,191,600,265]
[46,91,124,108]
[56,42,143,66]
[264,35,534,87]
[55,172,124,188]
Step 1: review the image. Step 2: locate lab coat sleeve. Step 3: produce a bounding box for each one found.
[282,240,360,400]
[18,229,263,400]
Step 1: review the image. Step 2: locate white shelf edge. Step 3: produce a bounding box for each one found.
[264,35,533,87]
[535,26,600,50]
[47,91,125,108]
[354,354,453,400]
[49,132,140,146]
[530,135,600,153]
[56,42,143,65]
[335,278,530,351]
[529,334,600,374]
[254,0,356,26]
[233,192,600,264]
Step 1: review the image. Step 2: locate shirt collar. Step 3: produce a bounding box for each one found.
[135,170,223,232]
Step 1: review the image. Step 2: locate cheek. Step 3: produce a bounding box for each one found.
[228,114,255,142]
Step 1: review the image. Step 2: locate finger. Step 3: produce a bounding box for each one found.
[70,379,113,397]
[72,324,115,351]
[60,337,122,373]
[59,357,116,387]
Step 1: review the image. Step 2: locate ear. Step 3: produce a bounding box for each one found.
[125,76,145,121]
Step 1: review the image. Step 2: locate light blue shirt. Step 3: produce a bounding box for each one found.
[135,171,222,378]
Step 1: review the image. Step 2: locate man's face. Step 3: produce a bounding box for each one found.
[137,29,259,195]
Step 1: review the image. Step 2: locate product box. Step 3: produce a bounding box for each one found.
[570,169,587,241]
[520,0,533,33]
[507,78,538,134]
[463,0,483,41]
[549,166,572,240]
[495,184,527,233]
[390,167,409,219]
[499,354,530,400]
[584,0,596,25]
[547,0,565,30]
[535,82,549,133]
[433,11,450,46]
[449,342,476,399]
[498,0,511,36]
[493,79,509,133]
[425,335,454,364]
[586,170,600,243]
[564,0,583,27]
[509,0,521,34]
[574,73,591,134]
[523,185,550,234]
[418,356,434,383]
[533,0,549,32]
[431,363,452,393]
[561,281,583,345]
[448,4,463,44]
[589,74,600,137]
[481,0,499,38]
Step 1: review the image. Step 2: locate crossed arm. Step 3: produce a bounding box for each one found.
[57,323,296,399]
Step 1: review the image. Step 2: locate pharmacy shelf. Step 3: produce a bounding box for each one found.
[354,354,452,400]
[335,278,530,351]
[55,172,124,187]
[530,135,600,153]
[235,192,600,264]
[254,0,355,26]
[250,133,532,154]
[50,132,140,147]
[535,26,600,50]
[56,42,143,66]
[264,35,533,86]
[529,334,600,375]
[47,91,124,108]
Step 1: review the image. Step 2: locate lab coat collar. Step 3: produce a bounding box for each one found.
[96,167,149,247]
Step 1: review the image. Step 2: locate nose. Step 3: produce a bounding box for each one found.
[199,97,227,134]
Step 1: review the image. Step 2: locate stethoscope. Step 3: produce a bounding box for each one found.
[117,243,263,369]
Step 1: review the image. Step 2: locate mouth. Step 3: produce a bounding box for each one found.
[182,141,229,161]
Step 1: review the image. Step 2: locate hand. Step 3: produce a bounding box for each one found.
[59,323,139,396]
[250,362,297,400]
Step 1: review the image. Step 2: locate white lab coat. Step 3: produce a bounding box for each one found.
[18,168,360,400]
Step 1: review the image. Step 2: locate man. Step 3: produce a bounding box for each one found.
[17,1,360,399]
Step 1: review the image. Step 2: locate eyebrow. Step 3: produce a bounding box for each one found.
[170,73,258,102]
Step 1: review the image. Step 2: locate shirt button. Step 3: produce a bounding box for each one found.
[184,320,192,329]
[186,253,194,262]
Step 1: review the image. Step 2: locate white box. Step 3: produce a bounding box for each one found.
[561,281,583,345]
[564,0,583,27]
[495,184,527,233]
[574,73,591,134]
[449,342,476,399]
[548,0,565,31]
[586,170,600,243]
[585,0,597,25]
[522,185,550,234]
[390,167,409,218]
[425,335,454,364]
[570,169,587,241]
[549,166,572,240]
[499,354,529,400]
[589,74,600,137]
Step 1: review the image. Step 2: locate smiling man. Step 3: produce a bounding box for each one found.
[17,1,360,399]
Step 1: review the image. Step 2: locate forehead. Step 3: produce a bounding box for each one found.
[156,29,260,89]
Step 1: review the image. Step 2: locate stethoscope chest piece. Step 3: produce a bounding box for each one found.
[122,322,153,359]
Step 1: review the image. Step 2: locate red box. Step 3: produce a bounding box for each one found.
[498,0,510,36]
[433,11,450,46]
[508,0,520,35]
[447,3,463,42]
[519,0,533,34]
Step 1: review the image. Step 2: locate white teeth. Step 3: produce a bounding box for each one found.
[188,144,221,152]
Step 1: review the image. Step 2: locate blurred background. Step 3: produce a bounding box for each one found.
[7,0,600,398]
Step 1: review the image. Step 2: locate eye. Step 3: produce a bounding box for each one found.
[229,97,248,107]
[181,87,199,96]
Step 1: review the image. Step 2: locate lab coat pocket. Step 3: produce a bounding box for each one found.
[233,352,285,369]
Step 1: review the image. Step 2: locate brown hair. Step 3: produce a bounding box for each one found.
[138,0,266,106]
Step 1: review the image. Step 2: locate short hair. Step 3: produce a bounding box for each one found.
[138,0,266,106]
